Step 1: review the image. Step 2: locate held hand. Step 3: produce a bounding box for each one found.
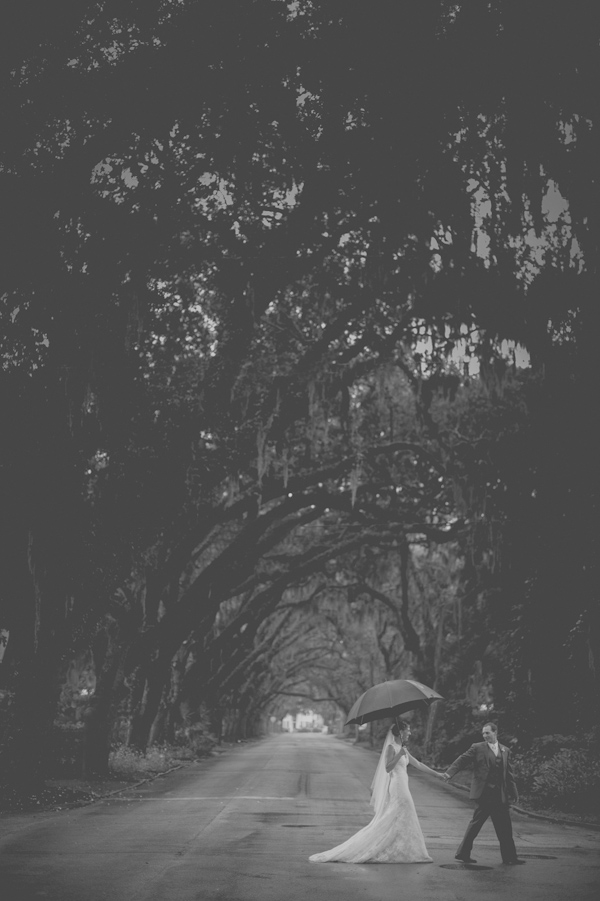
[442,773,450,782]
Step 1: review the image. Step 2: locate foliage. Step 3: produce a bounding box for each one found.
[529,749,600,815]
[172,706,218,758]
[0,1,598,790]
[109,745,183,778]
[55,654,97,726]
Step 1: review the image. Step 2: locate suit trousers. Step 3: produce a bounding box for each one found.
[456,786,517,862]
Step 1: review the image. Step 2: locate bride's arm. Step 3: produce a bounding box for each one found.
[385,744,407,773]
[407,750,444,777]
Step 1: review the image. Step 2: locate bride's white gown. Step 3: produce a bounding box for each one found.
[309,747,432,864]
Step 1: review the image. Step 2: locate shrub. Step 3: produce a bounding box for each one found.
[173,713,217,758]
[512,733,579,792]
[169,730,216,760]
[109,724,217,779]
[109,745,174,779]
[531,749,600,814]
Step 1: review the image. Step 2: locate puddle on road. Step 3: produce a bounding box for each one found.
[253,811,294,823]
[440,863,494,870]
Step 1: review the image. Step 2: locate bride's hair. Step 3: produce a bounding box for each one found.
[392,721,408,737]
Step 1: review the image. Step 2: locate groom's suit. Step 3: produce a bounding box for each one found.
[446,740,518,863]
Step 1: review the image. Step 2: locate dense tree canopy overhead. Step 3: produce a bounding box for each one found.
[3,1,597,315]
[1,1,598,784]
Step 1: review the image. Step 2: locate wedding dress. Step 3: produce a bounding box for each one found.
[309,734,433,864]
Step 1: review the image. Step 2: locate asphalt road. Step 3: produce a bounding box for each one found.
[1,732,598,901]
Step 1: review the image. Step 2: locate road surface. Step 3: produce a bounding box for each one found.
[1,732,598,901]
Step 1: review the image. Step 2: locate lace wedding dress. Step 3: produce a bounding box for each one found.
[309,740,432,864]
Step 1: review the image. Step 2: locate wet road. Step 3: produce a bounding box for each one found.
[1,732,598,901]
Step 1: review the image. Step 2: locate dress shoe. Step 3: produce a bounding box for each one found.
[503,859,526,865]
[455,855,477,863]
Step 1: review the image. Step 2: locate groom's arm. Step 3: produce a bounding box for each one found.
[443,743,477,781]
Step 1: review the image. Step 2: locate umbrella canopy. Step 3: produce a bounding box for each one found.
[345,679,444,726]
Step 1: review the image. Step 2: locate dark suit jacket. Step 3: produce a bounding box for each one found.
[446,741,518,803]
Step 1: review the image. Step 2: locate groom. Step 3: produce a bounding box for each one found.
[443,722,524,865]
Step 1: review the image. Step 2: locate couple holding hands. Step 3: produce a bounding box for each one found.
[309,720,523,866]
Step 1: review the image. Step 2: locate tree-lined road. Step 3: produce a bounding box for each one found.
[1,733,598,901]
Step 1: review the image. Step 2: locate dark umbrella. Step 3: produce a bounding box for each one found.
[345,679,444,726]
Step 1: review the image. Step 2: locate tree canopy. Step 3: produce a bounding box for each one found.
[1,1,598,787]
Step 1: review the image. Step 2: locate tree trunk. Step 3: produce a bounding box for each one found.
[148,695,169,747]
[127,656,172,753]
[0,530,71,793]
[424,696,441,752]
[82,697,111,778]
[82,621,130,778]
[210,707,224,744]
[0,651,64,792]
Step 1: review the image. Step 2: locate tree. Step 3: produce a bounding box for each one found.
[1,1,597,787]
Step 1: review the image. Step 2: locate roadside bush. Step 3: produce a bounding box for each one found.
[170,703,217,756]
[531,749,600,814]
[49,723,84,777]
[512,733,586,793]
[175,722,217,757]
[109,720,217,779]
[513,737,566,791]
[109,745,175,779]
[513,731,599,803]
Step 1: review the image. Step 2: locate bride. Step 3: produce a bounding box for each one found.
[309,720,442,863]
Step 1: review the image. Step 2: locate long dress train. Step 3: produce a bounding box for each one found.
[309,745,432,863]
